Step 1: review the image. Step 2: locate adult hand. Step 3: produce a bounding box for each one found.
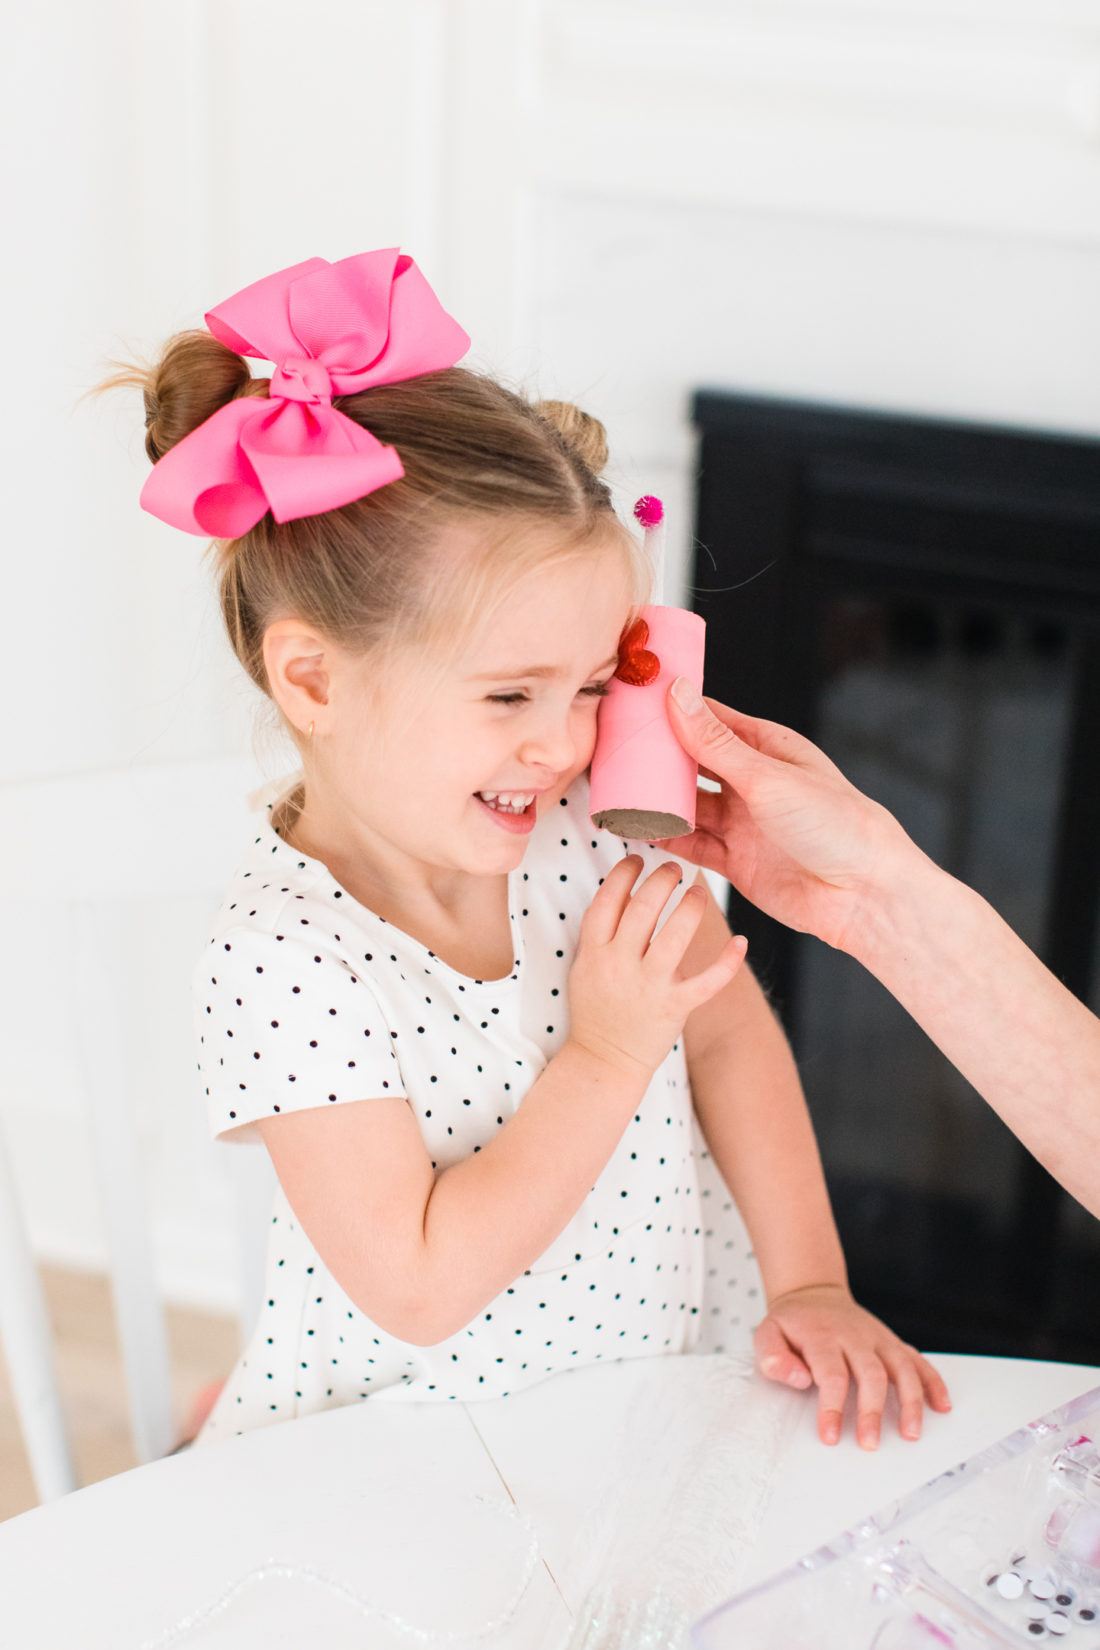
[661,683,1100,1226]
[658,678,918,953]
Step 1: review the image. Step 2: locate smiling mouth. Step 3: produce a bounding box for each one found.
[476,790,537,816]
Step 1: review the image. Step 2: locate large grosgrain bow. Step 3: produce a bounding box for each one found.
[140,250,470,536]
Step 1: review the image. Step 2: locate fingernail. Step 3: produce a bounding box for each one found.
[670,675,703,714]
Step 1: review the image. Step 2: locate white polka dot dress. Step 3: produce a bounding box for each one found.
[195,775,762,1439]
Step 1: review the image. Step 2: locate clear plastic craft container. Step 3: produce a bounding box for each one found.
[694,1384,1100,1649]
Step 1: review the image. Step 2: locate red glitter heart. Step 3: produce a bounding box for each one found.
[615,618,661,686]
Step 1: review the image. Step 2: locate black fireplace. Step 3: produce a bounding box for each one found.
[691,391,1100,1363]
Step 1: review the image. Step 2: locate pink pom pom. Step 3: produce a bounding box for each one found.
[633,494,664,530]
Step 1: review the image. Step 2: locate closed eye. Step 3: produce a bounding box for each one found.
[486,681,610,706]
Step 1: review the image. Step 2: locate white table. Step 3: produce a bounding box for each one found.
[1,1353,1097,1649]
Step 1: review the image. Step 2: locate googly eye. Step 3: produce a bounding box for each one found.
[997,1573,1025,1599]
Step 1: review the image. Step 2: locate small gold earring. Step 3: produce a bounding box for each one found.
[308,721,315,739]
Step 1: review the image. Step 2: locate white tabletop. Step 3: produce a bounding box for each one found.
[747,1351,1100,1585]
[1,1353,1097,1649]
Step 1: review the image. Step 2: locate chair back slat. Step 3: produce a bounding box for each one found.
[1,754,270,1492]
[0,1120,77,1501]
[74,902,175,1464]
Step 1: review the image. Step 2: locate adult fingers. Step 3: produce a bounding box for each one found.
[666,680,842,782]
[699,695,844,777]
[653,829,711,868]
[664,680,759,789]
[754,1315,813,1390]
[653,818,727,871]
[655,788,754,869]
[579,854,644,946]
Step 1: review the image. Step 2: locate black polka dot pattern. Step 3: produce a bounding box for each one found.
[195,775,761,1439]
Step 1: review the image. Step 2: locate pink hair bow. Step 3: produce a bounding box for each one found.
[140,250,470,537]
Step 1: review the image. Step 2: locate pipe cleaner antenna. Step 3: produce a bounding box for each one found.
[633,494,666,605]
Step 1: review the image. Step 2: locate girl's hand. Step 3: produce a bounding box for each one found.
[754,1283,952,1450]
[567,855,746,1079]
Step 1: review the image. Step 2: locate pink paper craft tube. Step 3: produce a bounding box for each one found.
[589,605,705,840]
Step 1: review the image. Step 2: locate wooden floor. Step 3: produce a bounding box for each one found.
[0,1266,238,1523]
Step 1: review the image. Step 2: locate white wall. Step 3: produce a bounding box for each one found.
[3,0,1099,1313]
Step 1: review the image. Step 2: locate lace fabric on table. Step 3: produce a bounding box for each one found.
[557,1354,801,1649]
[135,1496,541,1650]
[133,1356,797,1650]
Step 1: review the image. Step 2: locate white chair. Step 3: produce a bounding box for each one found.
[0,1118,78,1500]
[0,755,271,1499]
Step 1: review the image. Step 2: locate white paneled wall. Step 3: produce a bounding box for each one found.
[3,0,1099,1312]
[446,0,1100,595]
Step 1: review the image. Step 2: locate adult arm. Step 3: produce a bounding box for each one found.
[661,678,1100,1219]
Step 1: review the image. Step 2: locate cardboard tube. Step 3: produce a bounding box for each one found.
[589,606,705,839]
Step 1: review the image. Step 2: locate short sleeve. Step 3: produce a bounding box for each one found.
[195,927,406,1142]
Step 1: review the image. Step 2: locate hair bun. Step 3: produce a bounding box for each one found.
[139,330,259,463]
[533,399,609,476]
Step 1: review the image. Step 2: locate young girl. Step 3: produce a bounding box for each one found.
[133,249,948,1451]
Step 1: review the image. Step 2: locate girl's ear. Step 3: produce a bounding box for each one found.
[263,619,333,736]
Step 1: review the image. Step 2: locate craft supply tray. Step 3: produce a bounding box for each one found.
[694,1384,1100,1648]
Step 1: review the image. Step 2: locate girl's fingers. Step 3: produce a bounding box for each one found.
[849,1355,889,1451]
[756,1308,949,1450]
[754,1316,813,1390]
[580,854,644,946]
[679,935,747,1009]
[917,1353,952,1414]
[643,880,710,968]
[882,1350,927,1442]
[612,860,687,952]
[805,1349,850,1446]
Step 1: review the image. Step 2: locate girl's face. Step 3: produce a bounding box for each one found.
[328,534,636,884]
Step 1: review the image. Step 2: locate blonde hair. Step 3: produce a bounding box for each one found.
[120,332,643,696]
